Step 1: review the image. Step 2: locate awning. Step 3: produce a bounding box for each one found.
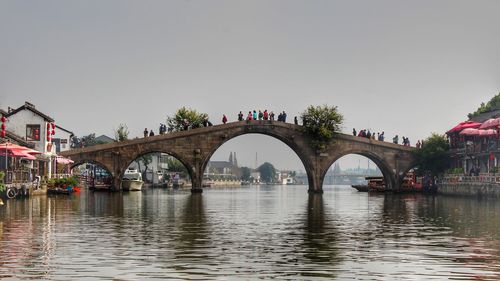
[479,118,500,130]
[56,156,74,165]
[0,142,42,155]
[479,129,497,137]
[447,121,482,134]
[0,150,36,159]
[459,128,480,136]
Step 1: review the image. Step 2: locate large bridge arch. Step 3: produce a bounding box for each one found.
[199,129,315,187]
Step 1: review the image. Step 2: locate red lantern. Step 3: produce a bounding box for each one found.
[47,135,51,142]
[0,131,5,138]
[1,116,5,123]
[52,129,55,135]
[1,123,5,130]
[51,123,56,130]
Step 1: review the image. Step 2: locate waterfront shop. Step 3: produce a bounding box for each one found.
[1,102,76,199]
[447,109,500,176]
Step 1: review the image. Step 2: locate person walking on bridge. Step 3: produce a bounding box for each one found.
[253,110,258,121]
[294,116,298,125]
[149,130,154,137]
[247,111,253,121]
[263,110,269,120]
[222,114,228,124]
[393,135,399,144]
[353,128,357,136]
[144,128,148,138]
[238,111,244,121]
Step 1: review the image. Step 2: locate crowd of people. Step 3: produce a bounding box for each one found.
[353,128,425,148]
[235,110,289,122]
[142,113,423,149]
[353,128,385,141]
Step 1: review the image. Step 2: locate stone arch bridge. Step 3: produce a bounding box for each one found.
[61,121,415,193]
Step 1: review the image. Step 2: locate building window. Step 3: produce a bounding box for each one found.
[26,124,41,141]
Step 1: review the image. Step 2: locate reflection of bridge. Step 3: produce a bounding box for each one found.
[61,121,414,193]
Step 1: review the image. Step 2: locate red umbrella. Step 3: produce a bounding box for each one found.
[447,121,482,133]
[459,128,480,136]
[478,129,497,137]
[480,118,500,129]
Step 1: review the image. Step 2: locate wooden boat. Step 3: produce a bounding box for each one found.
[351,184,370,192]
[352,176,389,192]
[47,187,73,195]
[400,172,423,193]
[367,176,390,192]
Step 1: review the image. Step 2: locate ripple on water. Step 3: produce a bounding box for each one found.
[2,186,500,280]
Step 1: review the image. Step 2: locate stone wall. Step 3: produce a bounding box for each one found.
[439,182,500,198]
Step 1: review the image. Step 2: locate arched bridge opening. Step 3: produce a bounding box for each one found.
[71,161,113,190]
[202,133,309,187]
[121,151,192,190]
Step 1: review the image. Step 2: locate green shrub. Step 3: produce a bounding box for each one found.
[0,171,5,192]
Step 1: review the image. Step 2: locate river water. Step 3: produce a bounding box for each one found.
[1,185,500,280]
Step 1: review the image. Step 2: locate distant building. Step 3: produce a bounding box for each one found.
[205,152,239,179]
[94,135,115,144]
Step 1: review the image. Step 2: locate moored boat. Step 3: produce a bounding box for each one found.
[351,184,370,192]
[351,176,388,192]
[122,169,143,191]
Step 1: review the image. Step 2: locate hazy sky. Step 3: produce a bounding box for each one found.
[1,1,499,171]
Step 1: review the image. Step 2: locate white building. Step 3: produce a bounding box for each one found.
[4,102,55,154]
[52,125,74,153]
[3,101,74,178]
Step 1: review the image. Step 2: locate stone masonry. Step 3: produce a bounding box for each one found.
[61,121,415,193]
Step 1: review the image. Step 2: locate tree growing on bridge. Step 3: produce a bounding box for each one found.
[412,133,450,176]
[258,162,277,183]
[300,105,344,151]
[166,107,208,132]
[115,124,129,142]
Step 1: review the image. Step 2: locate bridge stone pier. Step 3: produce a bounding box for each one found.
[61,121,415,193]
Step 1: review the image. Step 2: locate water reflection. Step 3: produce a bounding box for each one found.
[299,194,340,278]
[4,186,500,279]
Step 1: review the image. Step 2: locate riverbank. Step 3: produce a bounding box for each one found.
[439,175,500,198]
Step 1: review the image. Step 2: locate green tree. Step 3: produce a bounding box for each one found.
[258,162,277,183]
[167,107,208,132]
[468,92,500,119]
[240,167,252,181]
[81,133,96,146]
[166,157,188,173]
[115,123,129,142]
[412,133,451,176]
[135,154,153,174]
[301,105,344,151]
